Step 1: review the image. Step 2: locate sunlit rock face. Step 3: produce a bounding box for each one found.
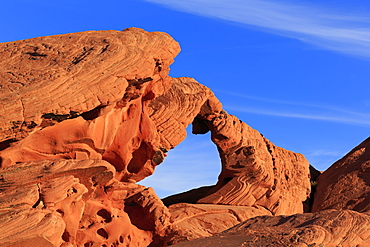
[0,159,171,247]
[1,28,366,247]
[171,209,370,247]
[0,28,182,246]
[193,99,311,215]
[0,28,182,183]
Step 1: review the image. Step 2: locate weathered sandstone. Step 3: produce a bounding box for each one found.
[167,203,271,245]
[172,209,370,247]
[1,27,363,247]
[0,159,171,247]
[193,105,311,215]
[312,137,370,212]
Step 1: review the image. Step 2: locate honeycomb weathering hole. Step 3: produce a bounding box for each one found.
[83,242,93,247]
[97,228,109,239]
[97,208,112,223]
[62,230,70,242]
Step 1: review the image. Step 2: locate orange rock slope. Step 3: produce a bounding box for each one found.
[172,209,370,247]
[0,28,368,246]
[312,137,370,213]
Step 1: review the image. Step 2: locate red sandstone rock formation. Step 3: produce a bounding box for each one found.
[0,28,181,182]
[0,27,366,247]
[172,137,370,246]
[312,137,370,212]
[193,104,311,215]
[167,203,271,245]
[171,209,370,246]
[0,159,171,247]
[0,28,182,246]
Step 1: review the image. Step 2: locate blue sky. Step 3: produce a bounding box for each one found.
[1,0,369,198]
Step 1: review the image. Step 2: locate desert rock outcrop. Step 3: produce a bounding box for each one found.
[193,106,311,215]
[167,203,271,245]
[0,159,171,247]
[312,137,370,212]
[172,209,370,247]
[1,27,365,247]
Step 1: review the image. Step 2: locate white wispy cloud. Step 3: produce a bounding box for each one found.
[226,105,370,127]
[216,91,370,127]
[309,150,342,157]
[144,0,370,58]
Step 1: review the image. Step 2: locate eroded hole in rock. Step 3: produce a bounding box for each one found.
[56,209,64,216]
[192,116,210,134]
[127,77,153,86]
[97,209,112,223]
[62,230,70,242]
[0,138,18,151]
[127,142,154,174]
[32,197,43,208]
[97,228,109,239]
[124,201,154,231]
[80,105,107,120]
[143,91,155,101]
[41,111,79,122]
[84,242,94,247]
[139,126,220,201]
[25,51,47,57]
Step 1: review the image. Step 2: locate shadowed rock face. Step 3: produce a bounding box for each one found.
[0,28,366,247]
[312,137,370,212]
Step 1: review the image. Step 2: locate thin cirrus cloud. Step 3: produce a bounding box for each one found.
[143,0,370,58]
[309,150,342,157]
[227,106,370,127]
[218,91,370,127]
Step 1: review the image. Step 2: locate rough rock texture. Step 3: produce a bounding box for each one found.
[172,209,370,247]
[167,203,271,245]
[171,137,370,246]
[0,28,220,246]
[193,106,311,215]
[1,28,180,182]
[312,137,370,212]
[0,28,178,142]
[3,27,364,247]
[0,159,171,247]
